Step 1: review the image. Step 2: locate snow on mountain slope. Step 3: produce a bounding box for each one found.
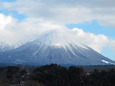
[0,28,114,65]
[0,42,13,52]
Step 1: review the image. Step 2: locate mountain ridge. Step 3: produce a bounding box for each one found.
[0,29,114,65]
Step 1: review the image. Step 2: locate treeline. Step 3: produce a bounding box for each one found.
[0,64,115,86]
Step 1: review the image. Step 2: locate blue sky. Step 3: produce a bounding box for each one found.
[67,20,115,40]
[0,10,27,21]
[67,21,115,60]
[0,0,26,21]
[0,0,16,2]
[0,0,115,60]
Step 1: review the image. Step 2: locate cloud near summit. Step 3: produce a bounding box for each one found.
[0,13,115,53]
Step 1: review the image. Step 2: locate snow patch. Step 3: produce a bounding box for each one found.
[15,59,25,63]
[101,60,115,65]
[53,43,62,48]
[102,60,110,64]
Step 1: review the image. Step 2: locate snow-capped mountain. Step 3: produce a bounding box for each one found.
[0,42,13,52]
[0,29,114,65]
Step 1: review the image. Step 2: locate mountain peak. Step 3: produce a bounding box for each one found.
[34,28,88,49]
[0,29,115,65]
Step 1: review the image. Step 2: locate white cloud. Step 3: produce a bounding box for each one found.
[109,40,115,51]
[0,13,115,53]
[72,28,110,52]
[0,14,12,29]
[1,0,115,27]
[0,13,66,45]
[0,14,16,44]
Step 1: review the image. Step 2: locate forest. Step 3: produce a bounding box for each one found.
[0,64,115,86]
